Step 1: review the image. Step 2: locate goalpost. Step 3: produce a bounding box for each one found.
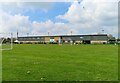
[0,43,1,83]
[0,32,13,82]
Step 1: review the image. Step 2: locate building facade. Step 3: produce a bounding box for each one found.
[17,34,108,44]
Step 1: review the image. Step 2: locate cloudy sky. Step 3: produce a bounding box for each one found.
[0,0,119,38]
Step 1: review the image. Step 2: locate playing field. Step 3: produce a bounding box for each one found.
[2,44,118,81]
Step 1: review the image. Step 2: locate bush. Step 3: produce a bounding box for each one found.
[26,42,32,44]
[37,42,46,44]
[49,42,58,44]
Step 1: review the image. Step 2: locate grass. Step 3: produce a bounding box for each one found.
[2,44,118,81]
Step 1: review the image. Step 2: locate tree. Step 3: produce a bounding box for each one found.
[107,34,114,40]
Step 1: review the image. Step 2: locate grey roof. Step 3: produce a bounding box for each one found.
[18,36,44,41]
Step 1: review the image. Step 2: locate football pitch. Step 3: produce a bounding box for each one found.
[2,44,118,81]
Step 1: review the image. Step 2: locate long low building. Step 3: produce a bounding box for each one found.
[17,34,108,44]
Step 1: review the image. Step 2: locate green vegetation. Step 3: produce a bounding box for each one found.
[2,44,118,81]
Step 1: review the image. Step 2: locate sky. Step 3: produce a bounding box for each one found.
[0,0,119,38]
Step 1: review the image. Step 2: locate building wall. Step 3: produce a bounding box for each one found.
[91,40,108,44]
[75,41,81,43]
[54,37,60,43]
[45,37,50,43]
[18,34,108,44]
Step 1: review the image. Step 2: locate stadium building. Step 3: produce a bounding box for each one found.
[17,34,108,44]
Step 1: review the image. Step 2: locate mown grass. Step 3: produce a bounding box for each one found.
[2,44,118,81]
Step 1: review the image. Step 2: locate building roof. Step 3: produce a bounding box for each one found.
[18,34,108,41]
[18,34,107,38]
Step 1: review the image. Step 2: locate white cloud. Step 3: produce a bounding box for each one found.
[57,0,118,23]
[32,20,54,35]
[31,20,71,36]
[56,0,118,37]
[0,11,31,36]
[0,0,119,38]
[0,0,119,2]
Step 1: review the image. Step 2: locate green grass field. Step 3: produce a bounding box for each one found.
[2,44,118,81]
